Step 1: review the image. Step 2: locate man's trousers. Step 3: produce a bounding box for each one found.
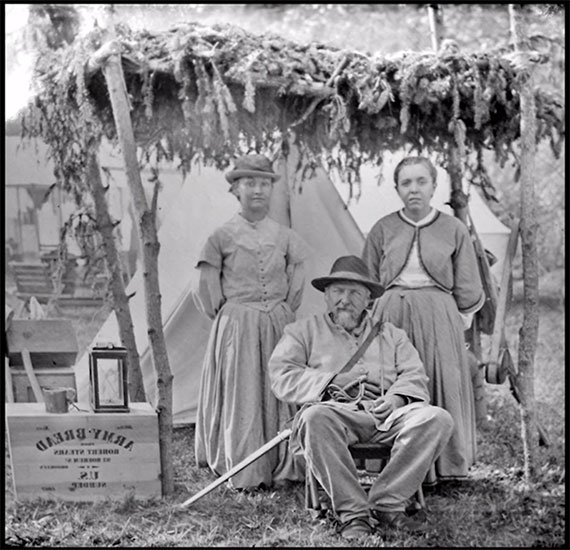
[291,402,454,523]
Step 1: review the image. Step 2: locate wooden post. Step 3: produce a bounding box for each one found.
[21,349,44,403]
[427,4,444,52]
[426,3,486,426]
[86,150,146,402]
[509,3,540,481]
[88,5,174,496]
[6,357,15,403]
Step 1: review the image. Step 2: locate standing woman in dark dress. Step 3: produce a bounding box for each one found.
[362,156,485,483]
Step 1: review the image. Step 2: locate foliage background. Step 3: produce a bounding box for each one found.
[39,3,567,272]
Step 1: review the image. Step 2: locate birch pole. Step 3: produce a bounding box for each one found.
[428,4,469,225]
[427,4,444,53]
[509,3,539,482]
[86,149,146,402]
[426,3,487,427]
[88,7,174,495]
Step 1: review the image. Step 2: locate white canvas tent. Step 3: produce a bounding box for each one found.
[74,150,510,426]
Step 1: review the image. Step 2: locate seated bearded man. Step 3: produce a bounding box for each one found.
[268,255,454,540]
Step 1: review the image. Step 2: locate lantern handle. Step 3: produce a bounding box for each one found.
[93,341,124,350]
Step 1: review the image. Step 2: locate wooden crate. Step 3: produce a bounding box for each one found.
[10,367,77,403]
[6,402,161,501]
[6,319,79,368]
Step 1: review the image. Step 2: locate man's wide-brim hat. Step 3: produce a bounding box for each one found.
[311,255,384,299]
[225,154,281,184]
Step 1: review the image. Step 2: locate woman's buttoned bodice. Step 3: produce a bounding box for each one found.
[197,214,307,313]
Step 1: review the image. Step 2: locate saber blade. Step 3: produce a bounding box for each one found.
[180,427,292,508]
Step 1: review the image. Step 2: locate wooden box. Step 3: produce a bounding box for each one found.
[6,319,79,368]
[6,402,161,501]
[10,367,77,403]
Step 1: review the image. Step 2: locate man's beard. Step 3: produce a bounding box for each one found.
[332,309,361,331]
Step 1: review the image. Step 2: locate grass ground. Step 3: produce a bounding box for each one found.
[4,271,565,547]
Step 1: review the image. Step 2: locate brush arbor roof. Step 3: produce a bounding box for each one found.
[23,21,564,194]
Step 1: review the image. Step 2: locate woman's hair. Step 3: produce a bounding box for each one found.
[229,180,240,198]
[393,156,437,185]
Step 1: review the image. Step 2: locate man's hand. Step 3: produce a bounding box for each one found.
[371,394,406,423]
[330,372,384,399]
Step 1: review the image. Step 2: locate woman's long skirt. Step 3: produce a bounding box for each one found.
[372,287,476,482]
[195,301,303,489]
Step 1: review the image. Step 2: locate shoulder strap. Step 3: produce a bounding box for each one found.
[336,320,383,376]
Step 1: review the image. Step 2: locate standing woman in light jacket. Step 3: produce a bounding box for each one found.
[362,156,485,484]
[193,154,308,490]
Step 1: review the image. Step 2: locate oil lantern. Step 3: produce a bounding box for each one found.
[89,344,129,413]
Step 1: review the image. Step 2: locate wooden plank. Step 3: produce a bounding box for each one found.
[10,265,50,273]
[14,294,104,306]
[13,271,52,278]
[6,402,161,501]
[16,286,54,296]
[5,357,15,403]
[9,261,76,299]
[15,280,53,286]
[57,296,105,308]
[6,320,79,367]
[21,349,45,403]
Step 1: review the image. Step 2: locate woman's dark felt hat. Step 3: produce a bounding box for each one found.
[311,255,385,299]
[225,154,281,184]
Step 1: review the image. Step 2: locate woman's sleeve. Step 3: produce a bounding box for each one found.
[287,230,310,265]
[193,264,224,320]
[196,233,223,270]
[453,225,486,314]
[285,231,310,312]
[285,262,305,312]
[193,233,225,319]
[361,224,383,283]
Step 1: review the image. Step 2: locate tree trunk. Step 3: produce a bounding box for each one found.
[427,4,487,427]
[86,149,146,402]
[446,149,470,224]
[91,6,174,495]
[426,5,468,221]
[509,3,539,482]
